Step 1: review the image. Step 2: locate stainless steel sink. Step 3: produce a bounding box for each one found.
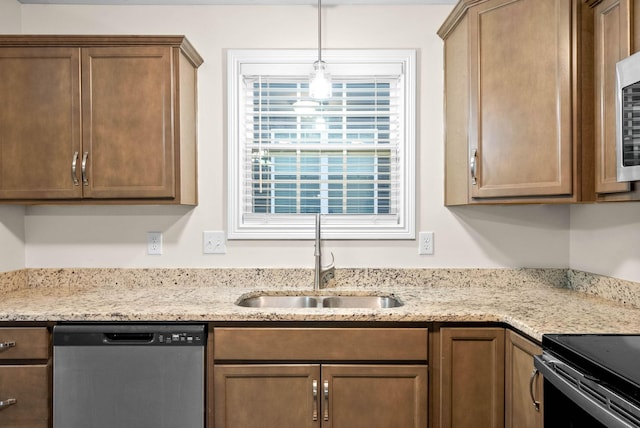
[236,294,402,309]
[236,295,319,308]
[321,295,402,308]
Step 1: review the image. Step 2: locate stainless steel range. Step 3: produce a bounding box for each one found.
[535,334,640,428]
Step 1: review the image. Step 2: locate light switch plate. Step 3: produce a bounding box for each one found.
[203,231,226,254]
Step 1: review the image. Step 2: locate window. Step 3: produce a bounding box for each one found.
[227,49,415,239]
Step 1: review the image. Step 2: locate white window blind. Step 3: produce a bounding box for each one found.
[228,50,415,239]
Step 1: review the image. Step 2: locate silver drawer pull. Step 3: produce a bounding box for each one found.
[0,398,17,410]
[71,151,79,185]
[312,380,318,421]
[0,341,16,351]
[323,380,329,421]
[470,148,478,185]
[81,151,89,186]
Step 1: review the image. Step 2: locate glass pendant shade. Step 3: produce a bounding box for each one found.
[310,60,332,99]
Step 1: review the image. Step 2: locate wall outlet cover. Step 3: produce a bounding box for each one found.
[418,231,434,255]
[147,231,163,255]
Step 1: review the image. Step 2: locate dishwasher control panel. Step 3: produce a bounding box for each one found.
[158,331,205,345]
[53,324,206,346]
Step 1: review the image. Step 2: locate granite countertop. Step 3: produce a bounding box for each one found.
[1,267,639,341]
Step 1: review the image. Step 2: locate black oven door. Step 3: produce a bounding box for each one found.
[534,354,640,428]
[543,377,608,427]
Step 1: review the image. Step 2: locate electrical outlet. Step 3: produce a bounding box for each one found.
[418,231,434,255]
[147,232,163,255]
[203,231,226,254]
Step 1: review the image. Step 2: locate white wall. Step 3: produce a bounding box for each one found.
[0,0,22,33]
[0,1,26,273]
[0,206,26,272]
[18,3,573,269]
[570,204,640,283]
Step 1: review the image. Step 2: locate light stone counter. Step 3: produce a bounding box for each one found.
[1,267,639,341]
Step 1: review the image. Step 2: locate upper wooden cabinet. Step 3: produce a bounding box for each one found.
[589,0,640,200]
[0,46,81,200]
[439,0,595,204]
[0,36,202,204]
[592,0,632,196]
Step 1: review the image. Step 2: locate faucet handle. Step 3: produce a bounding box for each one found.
[322,252,335,270]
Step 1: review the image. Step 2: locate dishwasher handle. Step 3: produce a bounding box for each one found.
[104,333,154,343]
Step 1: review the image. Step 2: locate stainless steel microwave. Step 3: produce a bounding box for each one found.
[616,51,640,182]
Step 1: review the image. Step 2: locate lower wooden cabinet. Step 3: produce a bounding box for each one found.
[436,327,505,428]
[214,364,427,428]
[0,322,545,428]
[0,327,50,428]
[433,327,544,428]
[505,330,543,428]
[0,364,50,427]
[212,326,429,428]
[0,328,49,361]
[326,365,427,428]
[214,365,317,427]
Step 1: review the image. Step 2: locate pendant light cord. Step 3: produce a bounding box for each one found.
[317,0,322,64]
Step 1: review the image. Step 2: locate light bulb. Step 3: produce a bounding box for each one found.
[309,61,332,100]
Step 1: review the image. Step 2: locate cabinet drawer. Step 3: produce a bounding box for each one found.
[214,327,428,361]
[0,328,49,360]
[0,364,50,426]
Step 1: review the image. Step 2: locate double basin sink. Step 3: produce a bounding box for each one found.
[237,294,403,309]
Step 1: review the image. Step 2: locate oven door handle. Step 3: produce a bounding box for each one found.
[534,354,640,428]
[529,368,540,412]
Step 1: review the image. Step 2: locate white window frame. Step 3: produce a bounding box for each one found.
[227,49,416,240]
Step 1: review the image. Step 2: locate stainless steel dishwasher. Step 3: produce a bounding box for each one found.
[53,324,206,428]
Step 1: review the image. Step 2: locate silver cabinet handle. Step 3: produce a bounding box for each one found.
[323,380,329,421]
[0,398,17,410]
[312,380,318,421]
[0,341,15,352]
[71,151,79,185]
[81,151,89,186]
[470,148,478,185]
[529,368,540,411]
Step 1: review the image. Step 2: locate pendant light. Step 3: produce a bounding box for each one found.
[309,0,332,99]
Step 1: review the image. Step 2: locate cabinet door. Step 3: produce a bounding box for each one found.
[214,364,320,428]
[323,365,427,428]
[81,46,175,199]
[0,328,49,360]
[439,327,505,428]
[594,0,632,194]
[0,364,50,427]
[505,330,543,428]
[468,0,573,199]
[0,47,82,199]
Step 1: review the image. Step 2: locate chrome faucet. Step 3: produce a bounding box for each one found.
[314,213,335,290]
